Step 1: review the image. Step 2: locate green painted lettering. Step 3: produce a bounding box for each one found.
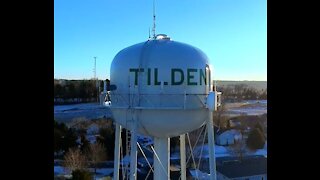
[129,68,139,85]
[200,69,207,85]
[129,68,144,85]
[187,69,197,85]
[130,68,206,86]
[154,68,161,85]
[171,68,184,85]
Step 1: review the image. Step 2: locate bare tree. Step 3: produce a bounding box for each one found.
[227,132,246,162]
[86,143,107,174]
[63,148,87,172]
[213,104,228,128]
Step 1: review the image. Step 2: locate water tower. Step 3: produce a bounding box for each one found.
[109,33,221,180]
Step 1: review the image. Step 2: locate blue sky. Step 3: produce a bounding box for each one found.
[54,0,266,81]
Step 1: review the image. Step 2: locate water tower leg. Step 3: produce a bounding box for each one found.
[103,80,107,93]
[154,137,170,180]
[114,123,122,180]
[207,112,217,180]
[180,134,186,180]
[130,123,138,180]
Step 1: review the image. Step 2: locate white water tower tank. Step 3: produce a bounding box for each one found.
[110,34,212,138]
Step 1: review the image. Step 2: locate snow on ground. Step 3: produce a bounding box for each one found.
[54,100,267,122]
[172,143,267,159]
[193,144,231,158]
[250,149,267,157]
[87,125,100,135]
[151,138,266,164]
[86,135,97,144]
[55,143,266,177]
[54,166,64,175]
[54,102,112,123]
[189,169,211,179]
[54,103,102,112]
[244,100,267,104]
[224,100,267,116]
[170,152,180,160]
[54,166,70,175]
[226,107,267,116]
[171,145,231,159]
[249,141,267,157]
[88,168,113,179]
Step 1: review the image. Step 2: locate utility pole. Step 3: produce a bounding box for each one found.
[93,57,96,80]
[93,57,98,102]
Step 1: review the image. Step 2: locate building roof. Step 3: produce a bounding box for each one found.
[215,125,228,136]
[217,129,241,137]
[216,155,267,178]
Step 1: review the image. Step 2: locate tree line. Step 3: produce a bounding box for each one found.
[54,79,107,104]
[55,80,266,104]
[217,84,267,101]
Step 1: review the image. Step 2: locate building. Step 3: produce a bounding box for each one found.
[216,155,267,180]
[216,129,242,146]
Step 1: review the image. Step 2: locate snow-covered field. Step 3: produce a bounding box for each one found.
[54,102,112,123]
[224,100,267,116]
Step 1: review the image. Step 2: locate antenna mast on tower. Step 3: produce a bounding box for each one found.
[152,0,156,39]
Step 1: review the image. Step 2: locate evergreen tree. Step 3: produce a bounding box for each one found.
[54,120,77,153]
[63,128,78,151]
[96,127,115,160]
[254,122,264,134]
[246,128,266,150]
[80,134,90,153]
[72,169,92,180]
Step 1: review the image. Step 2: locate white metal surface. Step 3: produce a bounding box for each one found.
[111,108,208,138]
[206,92,216,111]
[113,123,122,180]
[207,112,217,180]
[180,134,186,180]
[110,39,211,138]
[110,36,218,180]
[130,122,138,180]
[153,137,170,180]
